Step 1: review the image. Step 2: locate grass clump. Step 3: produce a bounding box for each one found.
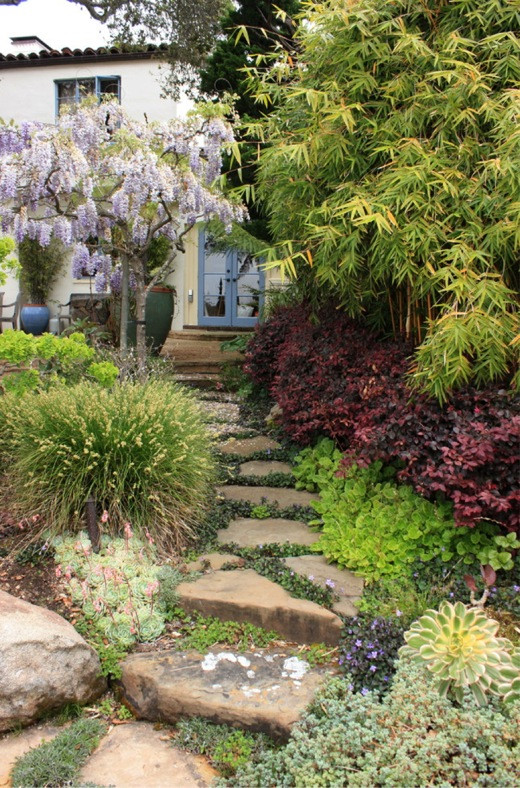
[0,380,215,550]
[10,717,106,787]
[175,717,274,778]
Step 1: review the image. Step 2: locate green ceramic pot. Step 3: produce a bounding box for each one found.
[127,286,174,355]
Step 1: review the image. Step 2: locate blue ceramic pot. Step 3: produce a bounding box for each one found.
[21,304,50,335]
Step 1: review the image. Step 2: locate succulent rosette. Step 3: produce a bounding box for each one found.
[400,600,518,706]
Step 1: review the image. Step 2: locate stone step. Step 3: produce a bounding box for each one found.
[216,485,318,509]
[283,555,364,618]
[239,460,293,477]
[119,649,333,739]
[79,722,215,787]
[217,518,319,549]
[177,569,342,646]
[219,436,281,457]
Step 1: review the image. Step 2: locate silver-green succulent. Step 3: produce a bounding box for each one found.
[400,600,518,706]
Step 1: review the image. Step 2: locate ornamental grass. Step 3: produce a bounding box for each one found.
[0,380,215,551]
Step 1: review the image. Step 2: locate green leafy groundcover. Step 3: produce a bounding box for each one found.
[225,659,520,787]
[294,439,503,581]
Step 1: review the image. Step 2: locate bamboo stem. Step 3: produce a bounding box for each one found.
[388,291,396,337]
[405,282,412,340]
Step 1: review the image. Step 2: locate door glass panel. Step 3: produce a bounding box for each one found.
[235,251,260,319]
[203,237,228,318]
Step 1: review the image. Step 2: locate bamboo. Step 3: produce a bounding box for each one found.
[388,291,396,337]
[398,289,403,335]
[427,292,433,323]
[405,282,412,340]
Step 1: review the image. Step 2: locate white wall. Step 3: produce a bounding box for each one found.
[0,56,190,329]
[0,59,189,125]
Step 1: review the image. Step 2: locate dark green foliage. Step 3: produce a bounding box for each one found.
[18,238,64,304]
[10,717,106,788]
[156,565,186,615]
[228,661,520,786]
[74,618,129,680]
[339,616,405,696]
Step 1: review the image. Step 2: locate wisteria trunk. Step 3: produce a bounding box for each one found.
[119,256,130,356]
[135,275,147,377]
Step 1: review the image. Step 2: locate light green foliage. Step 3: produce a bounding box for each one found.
[0,329,118,393]
[500,649,520,705]
[0,236,18,285]
[401,601,519,707]
[478,532,520,571]
[179,613,278,653]
[156,565,186,614]
[295,439,502,580]
[230,659,520,786]
[87,360,119,387]
[0,380,215,549]
[250,504,271,519]
[10,717,106,787]
[54,531,168,646]
[243,0,520,400]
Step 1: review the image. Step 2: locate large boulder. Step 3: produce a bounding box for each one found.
[0,590,105,732]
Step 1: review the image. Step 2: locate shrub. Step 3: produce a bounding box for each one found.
[339,616,405,697]
[0,329,118,393]
[0,379,215,549]
[246,304,519,535]
[229,660,520,787]
[10,717,106,788]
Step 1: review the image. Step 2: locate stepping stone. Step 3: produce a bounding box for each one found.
[216,485,318,508]
[283,555,364,618]
[239,460,293,477]
[119,649,333,739]
[185,553,245,572]
[217,518,319,549]
[177,569,342,646]
[0,723,62,786]
[219,436,281,457]
[79,721,215,787]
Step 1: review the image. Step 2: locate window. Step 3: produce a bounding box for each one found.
[55,76,121,115]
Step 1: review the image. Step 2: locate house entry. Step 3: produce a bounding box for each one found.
[198,231,264,327]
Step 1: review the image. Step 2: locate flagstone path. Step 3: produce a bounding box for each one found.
[1,390,364,787]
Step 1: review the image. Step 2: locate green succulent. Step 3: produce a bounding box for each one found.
[400,601,517,706]
[499,649,520,705]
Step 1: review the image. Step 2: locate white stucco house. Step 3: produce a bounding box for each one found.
[0,36,270,334]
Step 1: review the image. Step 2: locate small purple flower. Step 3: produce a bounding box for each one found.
[308,574,315,581]
[395,609,403,617]
[449,592,454,598]
[513,585,520,593]
[369,665,377,672]
[361,688,369,696]
[355,639,363,648]
[325,579,335,589]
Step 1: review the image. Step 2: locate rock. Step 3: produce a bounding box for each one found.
[216,485,318,508]
[185,553,245,572]
[0,591,105,732]
[219,436,281,457]
[217,518,319,549]
[0,723,62,786]
[265,402,283,426]
[79,722,215,787]
[239,460,293,477]
[177,569,343,646]
[119,650,333,739]
[283,555,363,618]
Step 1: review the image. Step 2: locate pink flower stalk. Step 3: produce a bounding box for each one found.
[55,565,62,579]
[64,566,72,581]
[93,598,103,613]
[145,580,160,598]
[101,510,109,523]
[145,531,155,546]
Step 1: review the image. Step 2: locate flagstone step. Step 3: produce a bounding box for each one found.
[119,649,333,739]
[177,569,342,646]
[283,555,363,618]
[239,460,293,477]
[216,485,318,509]
[217,518,319,549]
[79,722,215,787]
[219,436,281,457]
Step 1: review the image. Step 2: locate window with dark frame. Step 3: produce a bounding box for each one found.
[55,76,121,115]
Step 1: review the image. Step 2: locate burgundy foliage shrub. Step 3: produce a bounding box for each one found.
[245,304,519,534]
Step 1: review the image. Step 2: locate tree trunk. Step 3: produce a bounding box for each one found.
[119,256,130,355]
[135,272,147,376]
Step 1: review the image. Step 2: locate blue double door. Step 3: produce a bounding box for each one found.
[198,231,264,327]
